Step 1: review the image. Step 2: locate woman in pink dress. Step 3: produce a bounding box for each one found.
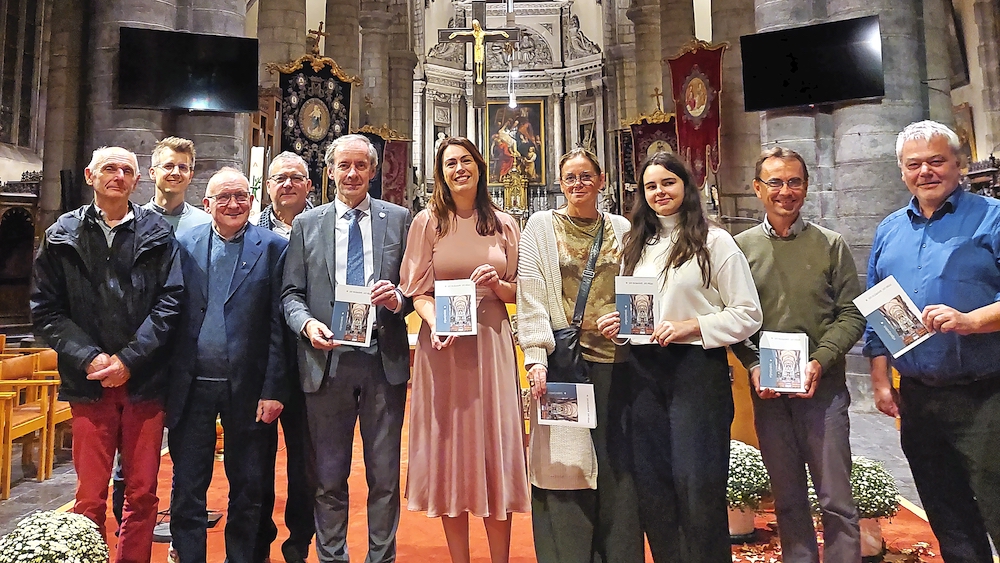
[400,136,530,563]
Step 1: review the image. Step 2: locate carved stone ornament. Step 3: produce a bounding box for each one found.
[566,15,601,60]
[428,18,466,63]
[486,26,553,70]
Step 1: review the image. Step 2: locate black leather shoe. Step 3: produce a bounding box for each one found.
[281,544,307,563]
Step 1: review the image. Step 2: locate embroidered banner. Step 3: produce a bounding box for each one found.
[630,116,678,176]
[666,40,727,186]
[381,140,411,206]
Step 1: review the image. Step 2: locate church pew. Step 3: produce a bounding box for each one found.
[0,355,59,499]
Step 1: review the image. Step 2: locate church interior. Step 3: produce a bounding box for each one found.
[0,0,999,559]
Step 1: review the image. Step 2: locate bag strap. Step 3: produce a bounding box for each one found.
[570,215,605,327]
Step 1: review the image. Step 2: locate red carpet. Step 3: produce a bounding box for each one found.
[98,401,940,562]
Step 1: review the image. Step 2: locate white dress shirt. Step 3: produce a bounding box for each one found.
[334,196,375,286]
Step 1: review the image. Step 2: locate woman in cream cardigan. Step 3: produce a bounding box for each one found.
[516,148,643,563]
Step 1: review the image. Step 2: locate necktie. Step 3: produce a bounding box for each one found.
[345,208,364,286]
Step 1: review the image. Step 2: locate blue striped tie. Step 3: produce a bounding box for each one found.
[345,208,364,286]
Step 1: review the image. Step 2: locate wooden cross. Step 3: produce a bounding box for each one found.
[651,87,664,112]
[437,0,520,108]
[307,22,329,56]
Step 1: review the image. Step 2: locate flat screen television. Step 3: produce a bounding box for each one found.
[118,27,258,113]
[740,15,884,112]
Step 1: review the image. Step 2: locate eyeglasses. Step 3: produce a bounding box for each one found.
[756,177,805,191]
[207,191,251,205]
[561,173,596,187]
[154,163,192,174]
[268,173,308,184]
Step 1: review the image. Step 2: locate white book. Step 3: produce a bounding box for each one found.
[435,279,478,336]
[853,275,932,358]
[329,284,375,347]
[615,276,659,345]
[537,382,597,428]
[758,331,810,394]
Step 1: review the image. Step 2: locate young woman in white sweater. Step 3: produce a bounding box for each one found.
[516,148,642,563]
[597,152,762,563]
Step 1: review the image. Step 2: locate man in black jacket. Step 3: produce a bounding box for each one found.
[30,146,184,563]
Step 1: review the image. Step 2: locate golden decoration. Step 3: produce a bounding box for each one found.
[265,54,362,86]
[665,38,731,61]
[354,124,411,141]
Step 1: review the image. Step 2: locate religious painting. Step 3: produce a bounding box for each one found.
[485,99,545,186]
[953,102,976,170]
[578,123,596,154]
[630,115,679,174]
[381,139,411,206]
[618,129,635,185]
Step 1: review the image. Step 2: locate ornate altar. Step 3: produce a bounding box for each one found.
[968,155,1000,199]
[0,171,40,328]
[502,169,529,228]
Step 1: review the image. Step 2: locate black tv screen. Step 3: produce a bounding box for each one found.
[118,27,258,113]
[740,15,884,112]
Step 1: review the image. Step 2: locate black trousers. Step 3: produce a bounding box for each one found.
[169,379,272,563]
[531,362,644,563]
[258,385,317,560]
[628,344,733,563]
[899,376,1000,563]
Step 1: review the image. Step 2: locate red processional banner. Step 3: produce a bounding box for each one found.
[666,40,727,186]
[381,139,410,206]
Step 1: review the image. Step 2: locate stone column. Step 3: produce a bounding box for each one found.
[389,50,418,135]
[626,0,662,116]
[568,92,580,149]
[413,80,425,185]
[551,93,564,174]
[87,0,176,202]
[828,0,924,256]
[923,0,954,124]
[174,0,247,203]
[466,96,475,144]
[424,89,437,182]
[660,0,695,113]
[41,0,86,224]
[713,0,761,221]
[755,0,828,227]
[974,0,1000,152]
[257,0,307,89]
[326,0,361,129]
[595,85,606,166]
[359,11,393,128]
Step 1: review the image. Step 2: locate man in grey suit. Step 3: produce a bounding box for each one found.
[282,134,413,563]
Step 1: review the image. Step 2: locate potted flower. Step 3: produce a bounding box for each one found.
[851,456,900,561]
[0,510,109,563]
[727,440,771,538]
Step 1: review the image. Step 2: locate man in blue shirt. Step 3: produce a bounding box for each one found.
[864,120,1000,563]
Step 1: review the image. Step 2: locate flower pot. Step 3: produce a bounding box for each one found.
[728,507,755,537]
[859,517,883,558]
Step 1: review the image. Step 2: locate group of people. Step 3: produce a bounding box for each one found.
[27,118,1000,563]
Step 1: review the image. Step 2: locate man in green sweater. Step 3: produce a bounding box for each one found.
[733,147,867,563]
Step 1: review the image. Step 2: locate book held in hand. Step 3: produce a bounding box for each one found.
[537,382,597,428]
[435,279,478,336]
[615,276,658,344]
[853,275,932,358]
[759,331,810,394]
[330,284,375,347]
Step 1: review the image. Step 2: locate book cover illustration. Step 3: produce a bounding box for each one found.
[758,331,810,394]
[329,284,374,347]
[615,276,658,345]
[435,279,478,336]
[854,275,931,358]
[537,382,597,428]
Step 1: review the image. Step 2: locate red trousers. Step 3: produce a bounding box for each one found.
[70,386,165,563]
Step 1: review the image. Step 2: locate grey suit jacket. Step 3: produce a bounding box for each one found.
[281,198,413,392]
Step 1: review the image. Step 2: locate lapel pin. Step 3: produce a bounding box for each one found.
[379,211,386,219]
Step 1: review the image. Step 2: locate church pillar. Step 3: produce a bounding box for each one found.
[174,0,247,202]
[923,0,954,124]
[413,80,425,185]
[595,85,606,165]
[389,50,418,135]
[568,92,580,149]
[41,0,86,223]
[626,0,662,115]
[424,89,437,182]
[755,0,829,229]
[713,0,761,221]
[828,0,924,257]
[973,0,1000,152]
[87,0,175,201]
[660,0,695,114]
[359,11,393,128]
[326,0,361,128]
[466,96,475,144]
[257,0,306,89]
[551,93,564,170]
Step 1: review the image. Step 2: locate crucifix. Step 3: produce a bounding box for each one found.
[307,22,329,56]
[650,87,664,112]
[437,0,520,108]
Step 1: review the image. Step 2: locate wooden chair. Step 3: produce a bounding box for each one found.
[33,351,71,480]
[0,355,59,499]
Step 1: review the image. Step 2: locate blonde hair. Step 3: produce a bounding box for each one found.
[152,136,196,167]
